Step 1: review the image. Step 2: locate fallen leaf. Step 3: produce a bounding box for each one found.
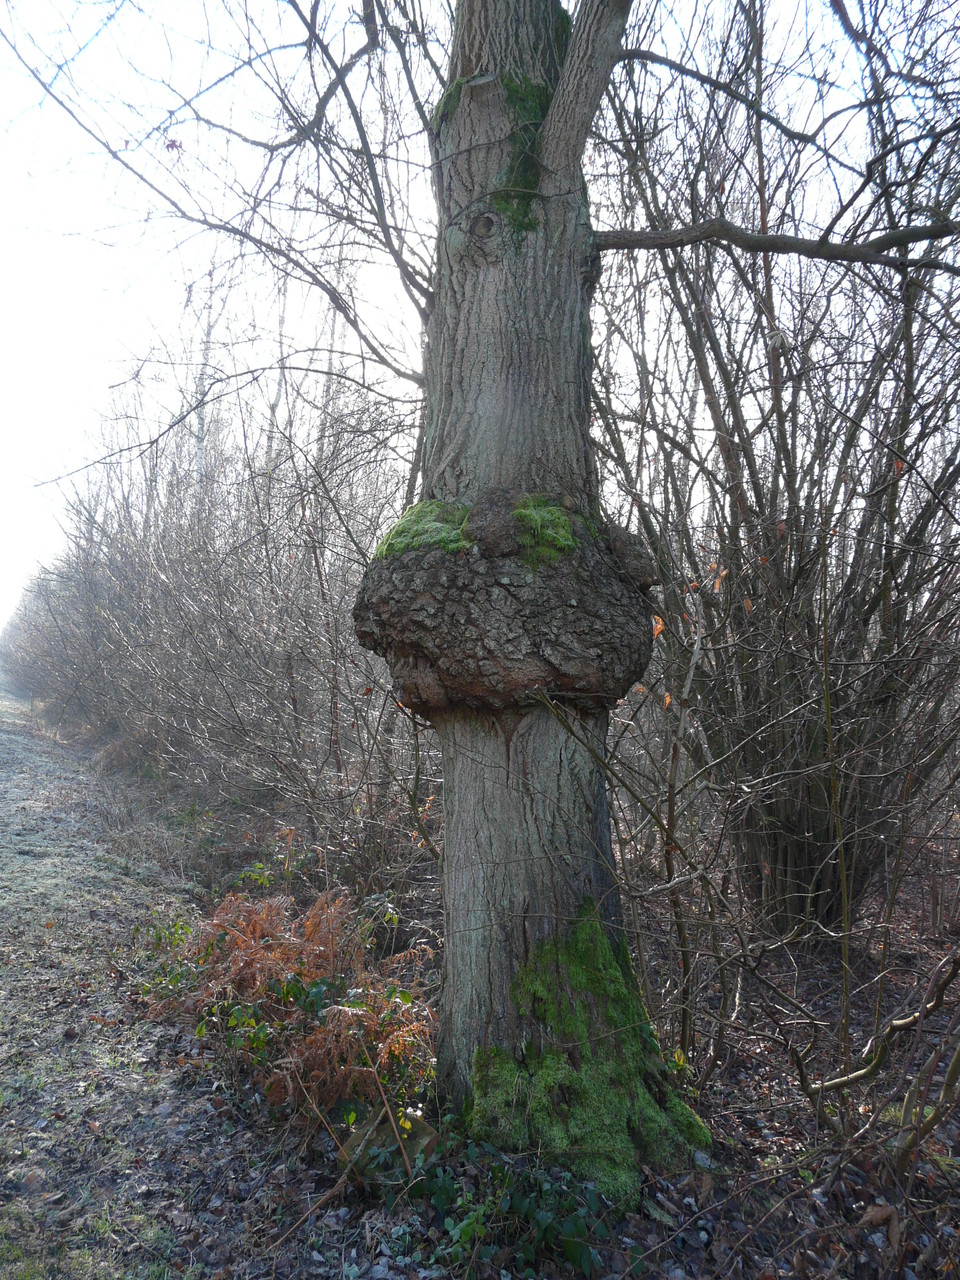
[859,1202,893,1228]
[888,1209,900,1252]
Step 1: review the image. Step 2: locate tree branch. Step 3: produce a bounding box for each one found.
[286,0,381,136]
[618,47,824,148]
[0,23,423,386]
[539,0,634,179]
[596,217,960,273]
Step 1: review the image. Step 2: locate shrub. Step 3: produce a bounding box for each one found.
[145,892,436,1117]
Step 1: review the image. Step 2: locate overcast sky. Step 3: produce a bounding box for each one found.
[0,27,195,629]
[0,0,424,631]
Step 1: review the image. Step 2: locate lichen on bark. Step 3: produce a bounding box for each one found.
[467,904,710,1203]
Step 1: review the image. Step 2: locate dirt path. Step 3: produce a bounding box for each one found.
[0,683,371,1280]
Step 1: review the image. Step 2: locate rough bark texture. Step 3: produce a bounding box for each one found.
[422,78,601,505]
[354,495,654,713]
[433,706,621,1092]
[353,0,706,1184]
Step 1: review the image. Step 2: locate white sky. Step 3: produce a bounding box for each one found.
[0,45,191,628]
[0,0,429,632]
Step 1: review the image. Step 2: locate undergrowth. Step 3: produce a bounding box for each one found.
[143,892,436,1116]
[141,892,639,1278]
[379,1139,639,1278]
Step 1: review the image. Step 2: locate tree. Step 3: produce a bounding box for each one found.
[350,0,709,1192]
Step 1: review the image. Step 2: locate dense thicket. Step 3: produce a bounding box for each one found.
[591,0,960,932]
[1,337,440,891]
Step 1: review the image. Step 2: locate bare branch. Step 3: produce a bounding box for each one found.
[539,0,633,179]
[618,47,826,148]
[596,217,960,274]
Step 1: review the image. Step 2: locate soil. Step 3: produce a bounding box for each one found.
[1,678,959,1280]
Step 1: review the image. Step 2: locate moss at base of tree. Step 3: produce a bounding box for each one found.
[467,905,710,1204]
[373,501,472,559]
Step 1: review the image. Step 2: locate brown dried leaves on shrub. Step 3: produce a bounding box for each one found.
[147,892,436,1119]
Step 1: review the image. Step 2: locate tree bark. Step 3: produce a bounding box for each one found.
[354,0,707,1195]
[435,705,621,1094]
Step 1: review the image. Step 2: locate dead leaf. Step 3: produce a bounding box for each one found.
[859,1202,893,1228]
[888,1209,900,1252]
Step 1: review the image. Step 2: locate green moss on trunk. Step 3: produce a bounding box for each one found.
[374,501,472,559]
[513,495,577,568]
[492,76,552,234]
[431,77,466,131]
[468,905,709,1204]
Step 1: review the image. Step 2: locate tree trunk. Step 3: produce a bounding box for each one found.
[354,0,708,1198]
[434,705,621,1092]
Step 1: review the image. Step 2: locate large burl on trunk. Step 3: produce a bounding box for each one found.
[353,0,708,1199]
[354,493,655,713]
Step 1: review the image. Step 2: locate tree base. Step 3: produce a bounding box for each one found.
[465,906,710,1204]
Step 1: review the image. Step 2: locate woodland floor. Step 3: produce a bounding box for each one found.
[0,680,959,1280]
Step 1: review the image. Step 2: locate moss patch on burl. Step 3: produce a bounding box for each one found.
[513,495,577,568]
[468,906,710,1204]
[374,500,472,559]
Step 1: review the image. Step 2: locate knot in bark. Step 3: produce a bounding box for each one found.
[353,493,655,715]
